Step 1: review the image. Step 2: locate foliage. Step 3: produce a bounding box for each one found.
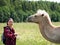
[0,0,60,22]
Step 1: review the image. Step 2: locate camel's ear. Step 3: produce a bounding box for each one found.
[41,14,44,17]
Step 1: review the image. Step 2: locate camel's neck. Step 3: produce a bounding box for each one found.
[39,16,53,34]
[38,15,55,41]
[38,15,60,43]
[39,15,54,28]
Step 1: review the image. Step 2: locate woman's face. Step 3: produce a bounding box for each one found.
[7,19,13,26]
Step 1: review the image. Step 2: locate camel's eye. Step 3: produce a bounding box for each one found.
[35,15,37,18]
[41,14,44,17]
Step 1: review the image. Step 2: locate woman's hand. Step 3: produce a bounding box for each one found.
[14,33,17,36]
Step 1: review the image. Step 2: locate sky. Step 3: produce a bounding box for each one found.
[28,0,60,3]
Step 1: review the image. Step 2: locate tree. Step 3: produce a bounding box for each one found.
[0,0,6,6]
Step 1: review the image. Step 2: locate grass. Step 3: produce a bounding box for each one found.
[0,22,60,45]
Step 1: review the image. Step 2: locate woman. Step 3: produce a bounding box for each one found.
[4,18,17,45]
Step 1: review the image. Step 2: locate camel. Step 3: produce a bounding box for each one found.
[27,9,60,44]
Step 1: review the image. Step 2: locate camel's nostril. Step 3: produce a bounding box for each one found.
[28,17,31,20]
[28,16,31,19]
[26,16,32,22]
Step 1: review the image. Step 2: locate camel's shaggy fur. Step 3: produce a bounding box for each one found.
[27,9,60,43]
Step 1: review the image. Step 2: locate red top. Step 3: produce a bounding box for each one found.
[4,26,16,45]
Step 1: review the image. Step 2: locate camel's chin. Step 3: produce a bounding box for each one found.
[28,21,38,24]
[28,20,34,23]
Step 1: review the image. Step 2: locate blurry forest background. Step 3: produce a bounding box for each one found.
[0,0,60,22]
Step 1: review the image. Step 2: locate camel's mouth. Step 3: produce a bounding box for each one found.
[26,16,34,22]
[26,18,33,22]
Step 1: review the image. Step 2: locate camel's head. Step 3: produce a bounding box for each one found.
[27,9,49,24]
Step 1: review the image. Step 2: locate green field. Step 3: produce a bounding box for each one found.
[0,22,60,45]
